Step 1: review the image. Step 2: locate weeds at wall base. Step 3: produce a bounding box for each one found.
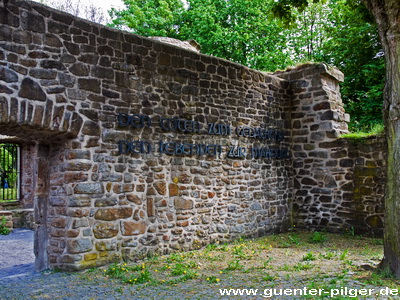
[0,216,10,235]
[90,231,396,290]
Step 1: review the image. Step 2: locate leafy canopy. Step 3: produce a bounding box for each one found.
[108,0,384,131]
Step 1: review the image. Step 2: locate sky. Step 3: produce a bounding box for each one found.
[84,0,125,13]
[32,0,125,24]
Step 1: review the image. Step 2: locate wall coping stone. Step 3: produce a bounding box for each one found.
[274,63,344,83]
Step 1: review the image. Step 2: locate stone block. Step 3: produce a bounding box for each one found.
[313,101,331,111]
[19,78,46,101]
[69,63,89,76]
[78,78,101,93]
[84,253,98,261]
[95,198,118,207]
[68,196,91,207]
[67,238,92,254]
[169,183,179,197]
[121,221,147,235]
[81,121,100,136]
[51,217,67,228]
[126,194,142,205]
[72,218,89,228]
[301,177,318,186]
[21,11,45,33]
[74,183,104,194]
[95,240,117,251]
[91,66,114,79]
[147,198,155,217]
[340,159,354,168]
[40,60,66,70]
[0,83,13,94]
[0,66,18,82]
[154,181,166,195]
[93,222,119,239]
[94,207,133,221]
[174,198,193,210]
[65,150,91,160]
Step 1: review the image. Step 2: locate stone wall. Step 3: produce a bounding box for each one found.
[277,66,386,237]
[294,136,386,236]
[0,0,294,270]
[0,0,386,271]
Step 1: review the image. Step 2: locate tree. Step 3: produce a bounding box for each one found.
[110,0,292,71]
[178,0,291,70]
[109,0,384,130]
[273,0,400,277]
[109,0,185,37]
[305,0,384,130]
[363,0,400,278]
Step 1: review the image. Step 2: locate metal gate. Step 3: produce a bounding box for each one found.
[0,143,20,202]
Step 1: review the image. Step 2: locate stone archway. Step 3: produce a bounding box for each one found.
[0,94,82,271]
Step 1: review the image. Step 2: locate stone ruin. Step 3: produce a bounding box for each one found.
[0,0,386,271]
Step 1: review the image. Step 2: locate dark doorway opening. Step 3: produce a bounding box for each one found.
[0,143,20,203]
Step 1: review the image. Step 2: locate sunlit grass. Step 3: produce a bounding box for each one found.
[341,123,384,139]
[94,231,387,288]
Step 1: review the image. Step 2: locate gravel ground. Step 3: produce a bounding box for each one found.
[0,230,398,300]
[0,229,36,280]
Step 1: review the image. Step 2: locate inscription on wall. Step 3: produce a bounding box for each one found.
[117,113,290,159]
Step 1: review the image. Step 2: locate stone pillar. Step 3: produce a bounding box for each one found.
[34,145,50,271]
[277,63,349,230]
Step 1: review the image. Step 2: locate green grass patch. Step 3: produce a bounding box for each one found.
[308,232,327,244]
[94,231,386,289]
[0,216,10,235]
[341,123,384,140]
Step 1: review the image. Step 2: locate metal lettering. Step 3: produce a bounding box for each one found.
[251,147,290,159]
[158,141,222,157]
[227,146,246,158]
[208,123,231,136]
[118,140,152,154]
[118,113,152,128]
[160,117,201,133]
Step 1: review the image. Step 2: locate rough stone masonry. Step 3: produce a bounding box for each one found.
[0,0,386,271]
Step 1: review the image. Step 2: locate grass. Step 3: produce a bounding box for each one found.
[0,216,10,235]
[309,231,327,244]
[341,123,384,140]
[90,231,395,291]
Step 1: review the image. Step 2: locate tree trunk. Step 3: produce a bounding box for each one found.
[363,0,400,276]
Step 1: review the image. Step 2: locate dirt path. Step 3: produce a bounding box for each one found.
[0,229,35,280]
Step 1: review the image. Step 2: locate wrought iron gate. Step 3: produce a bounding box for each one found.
[0,143,20,202]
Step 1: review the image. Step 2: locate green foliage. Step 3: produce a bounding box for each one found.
[109,0,184,37]
[302,251,317,261]
[0,144,19,202]
[293,262,314,271]
[225,259,244,271]
[312,0,384,131]
[110,0,292,71]
[320,251,335,259]
[0,216,10,235]
[262,273,277,281]
[179,0,291,70]
[281,0,384,131]
[104,263,153,284]
[339,249,349,260]
[341,123,384,139]
[308,232,327,244]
